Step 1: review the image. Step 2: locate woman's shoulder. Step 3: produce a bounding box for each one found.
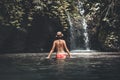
[60,39,65,43]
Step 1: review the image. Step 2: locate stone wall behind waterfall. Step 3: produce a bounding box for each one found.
[0,16,63,53]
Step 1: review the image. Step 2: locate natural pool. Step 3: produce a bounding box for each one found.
[0,52,120,80]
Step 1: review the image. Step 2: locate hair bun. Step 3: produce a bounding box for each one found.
[56,31,63,38]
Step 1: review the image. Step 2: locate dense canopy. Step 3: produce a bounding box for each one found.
[0,0,120,52]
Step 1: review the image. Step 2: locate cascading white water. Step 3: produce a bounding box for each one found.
[82,18,90,50]
[67,0,90,51]
[66,12,76,50]
[78,0,90,50]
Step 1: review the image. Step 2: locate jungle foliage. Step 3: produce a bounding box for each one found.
[0,0,120,51]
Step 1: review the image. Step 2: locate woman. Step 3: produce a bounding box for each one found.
[46,31,71,59]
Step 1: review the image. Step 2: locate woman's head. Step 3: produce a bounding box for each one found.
[56,31,63,38]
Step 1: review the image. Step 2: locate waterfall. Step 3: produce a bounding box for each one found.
[78,1,90,50]
[66,12,76,50]
[67,0,90,51]
[82,18,90,50]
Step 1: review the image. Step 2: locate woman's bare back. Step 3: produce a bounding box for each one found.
[46,31,71,59]
[54,39,65,53]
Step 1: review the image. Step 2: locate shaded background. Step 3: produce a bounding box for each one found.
[0,0,120,53]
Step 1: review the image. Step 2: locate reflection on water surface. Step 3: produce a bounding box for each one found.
[0,52,120,80]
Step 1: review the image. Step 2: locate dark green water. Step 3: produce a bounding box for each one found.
[0,52,120,80]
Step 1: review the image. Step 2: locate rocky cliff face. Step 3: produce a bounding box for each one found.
[0,16,62,53]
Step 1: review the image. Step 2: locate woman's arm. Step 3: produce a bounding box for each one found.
[63,40,71,58]
[46,41,56,59]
